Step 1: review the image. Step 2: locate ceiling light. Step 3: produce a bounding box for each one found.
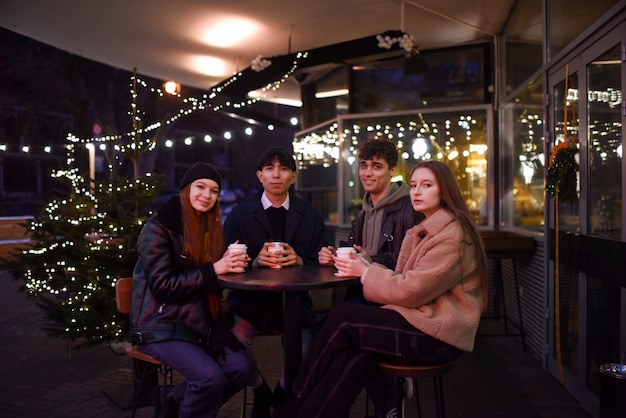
[191,55,231,77]
[315,89,349,99]
[248,90,302,107]
[200,16,259,48]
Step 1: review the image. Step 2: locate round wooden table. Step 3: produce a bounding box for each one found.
[218,264,359,399]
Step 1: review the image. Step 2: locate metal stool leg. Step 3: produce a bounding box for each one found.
[131,361,158,418]
[432,375,445,418]
[160,365,173,418]
[414,377,422,418]
[240,386,248,418]
[394,377,404,417]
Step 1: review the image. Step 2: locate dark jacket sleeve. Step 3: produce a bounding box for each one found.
[136,219,219,303]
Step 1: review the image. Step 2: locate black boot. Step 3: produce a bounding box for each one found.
[251,378,273,418]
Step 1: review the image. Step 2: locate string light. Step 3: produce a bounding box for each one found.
[5,51,307,155]
[0,68,299,165]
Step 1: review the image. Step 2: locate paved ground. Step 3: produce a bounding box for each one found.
[0,269,592,418]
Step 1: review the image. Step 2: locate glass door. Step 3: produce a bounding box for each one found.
[583,42,623,400]
[548,62,581,386]
[547,21,625,414]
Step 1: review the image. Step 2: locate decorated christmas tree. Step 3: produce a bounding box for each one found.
[5,73,166,347]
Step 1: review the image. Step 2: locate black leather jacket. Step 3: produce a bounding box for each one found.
[130,196,241,355]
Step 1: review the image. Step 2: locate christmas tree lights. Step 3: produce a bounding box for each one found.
[5,71,166,348]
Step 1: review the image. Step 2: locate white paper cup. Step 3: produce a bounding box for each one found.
[268,242,286,268]
[336,247,357,259]
[228,243,248,256]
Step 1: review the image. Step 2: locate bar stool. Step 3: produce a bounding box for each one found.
[377,361,455,418]
[113,277,174,418]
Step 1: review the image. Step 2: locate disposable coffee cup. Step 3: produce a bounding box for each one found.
[268,242,286,253]
[336,247,357,259]
[268,242,286,268]
[228,243,247,256]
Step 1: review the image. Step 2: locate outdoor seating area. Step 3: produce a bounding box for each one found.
[1,2,625,417]
[0,269,590,418]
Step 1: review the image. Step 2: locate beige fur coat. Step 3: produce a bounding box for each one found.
[362,208,484,352]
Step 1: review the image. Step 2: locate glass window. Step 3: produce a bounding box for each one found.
[550,69,581,382]
[293,121,340,223]
[587,44,622,240]
[502,0,543,92]
[294,107,491,226]
[549,0,619,59]
[501,78,545,231]
[550,71,580,233]
[350,45,489,113]
[305,67,350,127]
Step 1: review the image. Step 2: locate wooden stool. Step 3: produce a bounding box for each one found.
[378,361,454,418]
[113,278,174,417]
[125,345,174,418]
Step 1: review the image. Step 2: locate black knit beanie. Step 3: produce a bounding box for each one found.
[179,162,222,190]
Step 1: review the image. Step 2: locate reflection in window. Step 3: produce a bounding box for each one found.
[502,0,543,91]
[350,45,488,113]
[552,71,580,233]
[551,71,581,382]
[294,108,490,226]
[293,123,340,223]
[549,0,619,59]
[587,44,622,240]
[502,78,545,231]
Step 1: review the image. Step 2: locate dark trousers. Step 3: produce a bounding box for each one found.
[140,340,255,418]
[292,302,462,418]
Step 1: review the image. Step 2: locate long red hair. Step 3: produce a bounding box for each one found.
[179,186,225,318]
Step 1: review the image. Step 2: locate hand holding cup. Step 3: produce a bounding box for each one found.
[267,241,286,269]
[222,242,250,273]
[333,246,368,277]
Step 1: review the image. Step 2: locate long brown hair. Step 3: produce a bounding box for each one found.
[412,161,489,312]
[179,185,225,318]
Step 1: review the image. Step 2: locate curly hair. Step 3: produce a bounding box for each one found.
[357,139,399,169]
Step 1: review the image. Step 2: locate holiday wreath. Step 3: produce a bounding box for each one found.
[546,139,579,200]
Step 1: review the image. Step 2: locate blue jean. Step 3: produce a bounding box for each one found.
[140,340,255,418]
[292,303,463,418]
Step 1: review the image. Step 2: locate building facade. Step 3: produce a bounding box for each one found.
[292,2,625,416]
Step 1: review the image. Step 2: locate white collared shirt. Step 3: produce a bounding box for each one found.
[261,191,290,211]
